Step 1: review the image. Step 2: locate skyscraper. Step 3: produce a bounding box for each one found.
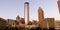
[57,0,60,13]
[38,7,44,22]
[24,2,29,25]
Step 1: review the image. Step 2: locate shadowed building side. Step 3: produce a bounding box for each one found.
[55,20,60,30]
[20,18,25,24]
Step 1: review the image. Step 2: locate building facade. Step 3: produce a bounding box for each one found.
[24,2,29,25]
[55,20,60,30]
[45,18,55,29]
[40,20,48,29]
[57,0,60,13]
[38,7,44,22]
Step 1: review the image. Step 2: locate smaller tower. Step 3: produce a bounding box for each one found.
[16,15,20,23]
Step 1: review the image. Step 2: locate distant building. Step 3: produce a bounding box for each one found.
[7,19,16,25]
[55,20,60,30]
[7,19,16,27]
[32,20,38,25]
[57,0,60,13]
[45,18,55,29]
[16,15,20,23]
[38,7,44,23]
[40,20,48,29]
[0,18,7,30]
[20,18,25,24]
[24,2,29,25]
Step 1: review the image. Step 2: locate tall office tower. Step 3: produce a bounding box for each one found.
[57,0,60,13]
[38,7,44,23]
[24,2,29,25]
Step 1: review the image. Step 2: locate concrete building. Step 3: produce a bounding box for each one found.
[45,18,55,29]
[24,2,29,25]
[38,7,44,23]
[55,20,60,30]
[7,19,15,25]
[40,19,48,29]
[57,0,60,13]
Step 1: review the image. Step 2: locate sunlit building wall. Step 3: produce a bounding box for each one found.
[24,2,29,25]
[55,20,60,30]
[45,18,55,28]
[57,0,60,13]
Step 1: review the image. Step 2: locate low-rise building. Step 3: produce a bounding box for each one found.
[0,18,7,30]
[55,20,60,30]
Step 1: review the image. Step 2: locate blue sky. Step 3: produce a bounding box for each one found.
[0,0,60,20]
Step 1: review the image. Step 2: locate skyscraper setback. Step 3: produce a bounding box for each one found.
[24,2,29,25]
[38,7,44,22]
[57,0,60,13]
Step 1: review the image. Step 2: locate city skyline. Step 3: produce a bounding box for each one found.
[0,0,60,20]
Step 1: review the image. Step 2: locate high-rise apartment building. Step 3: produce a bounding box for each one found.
[38,7,44,22]
[57,0,60,13]
[24,2,29,25]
